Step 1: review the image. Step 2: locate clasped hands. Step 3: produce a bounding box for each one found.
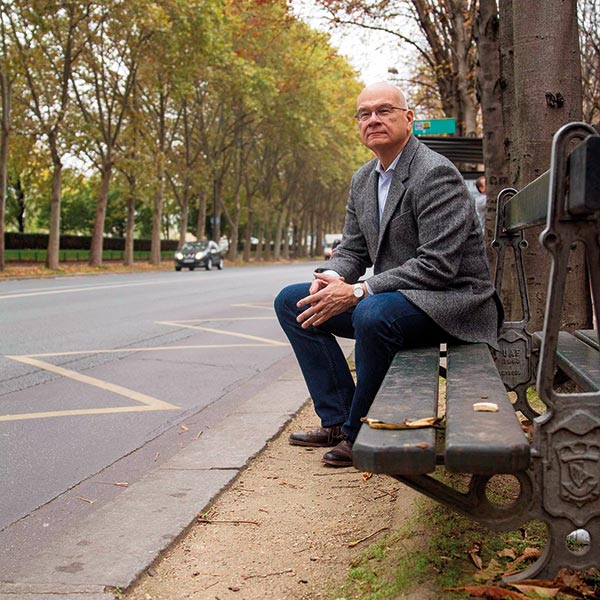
[296,272,359,329]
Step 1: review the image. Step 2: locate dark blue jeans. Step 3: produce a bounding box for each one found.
[274,283,450,442]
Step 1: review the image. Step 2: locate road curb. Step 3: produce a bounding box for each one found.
[0,365,310,599]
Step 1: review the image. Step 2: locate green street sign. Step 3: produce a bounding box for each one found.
[413,118,456,136]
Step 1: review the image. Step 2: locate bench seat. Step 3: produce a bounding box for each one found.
[575,329,599,351]
[353,343,531,476]
[533,330,600,392]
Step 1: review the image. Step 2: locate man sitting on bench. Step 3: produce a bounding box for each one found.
[274,82,503,468]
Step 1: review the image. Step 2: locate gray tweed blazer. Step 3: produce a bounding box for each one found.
[324,135,503,348]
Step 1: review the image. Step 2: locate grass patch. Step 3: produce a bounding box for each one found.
[329,512,432,600]
[330,474,599,599]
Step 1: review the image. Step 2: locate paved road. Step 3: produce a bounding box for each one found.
[0,263,320,598]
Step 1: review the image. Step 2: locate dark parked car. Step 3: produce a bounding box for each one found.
[174,241,224,271]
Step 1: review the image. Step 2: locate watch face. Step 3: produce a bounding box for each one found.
[354,285,364,298]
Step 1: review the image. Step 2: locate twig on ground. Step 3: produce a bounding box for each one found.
[197,517,260,525]
[348,526,389,548]
[374,487,399,500]
[242,568,294,580]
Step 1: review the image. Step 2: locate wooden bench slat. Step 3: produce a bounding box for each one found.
[575,329,599,351]
[533,331,600,392]
[503,170,549,233]
[445,344,531,474]
[353,346,439,475]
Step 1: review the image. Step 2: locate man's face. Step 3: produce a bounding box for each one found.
[356,86,414,158]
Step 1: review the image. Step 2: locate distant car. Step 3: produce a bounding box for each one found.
[174,241,224,271]
[324,239,341,260]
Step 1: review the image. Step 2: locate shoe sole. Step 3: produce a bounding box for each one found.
[321,458,353,467]
[288,438,341,448]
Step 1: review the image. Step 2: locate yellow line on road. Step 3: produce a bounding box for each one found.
[231,303,274,311]
[18,343,274,358]
[1,356,179,423]
[157,321,286,346]
[0,405,169,422]
[1,307,289,423]
[172,317,276,322]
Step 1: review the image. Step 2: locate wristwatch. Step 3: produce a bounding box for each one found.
[353,283,365,301]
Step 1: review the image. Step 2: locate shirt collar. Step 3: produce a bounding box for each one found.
[375,151,402,175]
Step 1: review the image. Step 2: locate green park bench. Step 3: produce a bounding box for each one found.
[353,121,600,582]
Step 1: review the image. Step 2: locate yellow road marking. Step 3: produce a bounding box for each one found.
[0,405,171,422]
[231,303,274,311]
[1,307,288,422]
[1,355,179,423]
[157,321,286,346]
[20,343,273,359]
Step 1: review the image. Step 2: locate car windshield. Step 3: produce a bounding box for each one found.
[180,242,207,251]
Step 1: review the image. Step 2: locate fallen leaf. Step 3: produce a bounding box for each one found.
[447,585,530,599]
[360,416,443,429]
[361,472,373,480]
[474,559,505,582]
[503,547,541,575]
[511,584,560,597]
[76,496,95,504]
[469,542,483,569]
[498,548,516,560]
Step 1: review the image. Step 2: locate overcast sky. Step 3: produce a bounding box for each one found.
[291,0,405,85]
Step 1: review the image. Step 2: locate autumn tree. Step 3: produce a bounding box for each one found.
[4,1,94,269]
[579,0,600,125]
[0,0,16,271]
[70,0,148,267]
[313,0,479,135]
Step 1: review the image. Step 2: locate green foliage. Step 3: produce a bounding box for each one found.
[2,0,369,261]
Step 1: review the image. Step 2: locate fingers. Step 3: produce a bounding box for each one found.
[298,306,327,329]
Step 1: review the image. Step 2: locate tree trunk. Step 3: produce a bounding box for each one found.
[512,0,587,331]
[0,70,9,271]
[476,0,509,253]
[255,222,264,261]
[196,191,207,241]
[150,171,164,265]
[46,141,62,270]
[89,163,113,267]
[123,176,136,267]
[243,201,253,263]
[273,208,284,261]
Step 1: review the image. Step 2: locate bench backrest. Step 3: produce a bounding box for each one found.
[491,122,599,417]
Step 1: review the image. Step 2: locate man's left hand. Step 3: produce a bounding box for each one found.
[296,273,359,329]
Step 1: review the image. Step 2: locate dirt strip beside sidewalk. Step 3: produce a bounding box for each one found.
[124,401,436,600]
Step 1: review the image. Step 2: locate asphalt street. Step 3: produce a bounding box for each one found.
[0,262,326,599]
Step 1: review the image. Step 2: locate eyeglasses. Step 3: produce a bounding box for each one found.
[354,105,409,122]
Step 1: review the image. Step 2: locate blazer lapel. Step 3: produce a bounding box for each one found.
[377,136,419,245]
[362,166,380,243]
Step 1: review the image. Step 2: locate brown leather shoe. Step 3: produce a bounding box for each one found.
[289,425,344,447]
[322,439,353,467]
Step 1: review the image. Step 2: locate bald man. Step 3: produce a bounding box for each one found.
[275,82,502,467]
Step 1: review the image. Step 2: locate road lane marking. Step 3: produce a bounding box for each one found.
[19,343,275,358]
[232,303,274,311]
[1,355,180,423]
[1,308,289,422]
[0,405,172,422]
[157,321,286,346]
[0,278,172,301]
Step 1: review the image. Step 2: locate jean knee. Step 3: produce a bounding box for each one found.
[274,283,309,321]
[352,297,388,338]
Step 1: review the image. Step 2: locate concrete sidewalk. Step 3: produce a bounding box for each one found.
[0,363,311,600]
